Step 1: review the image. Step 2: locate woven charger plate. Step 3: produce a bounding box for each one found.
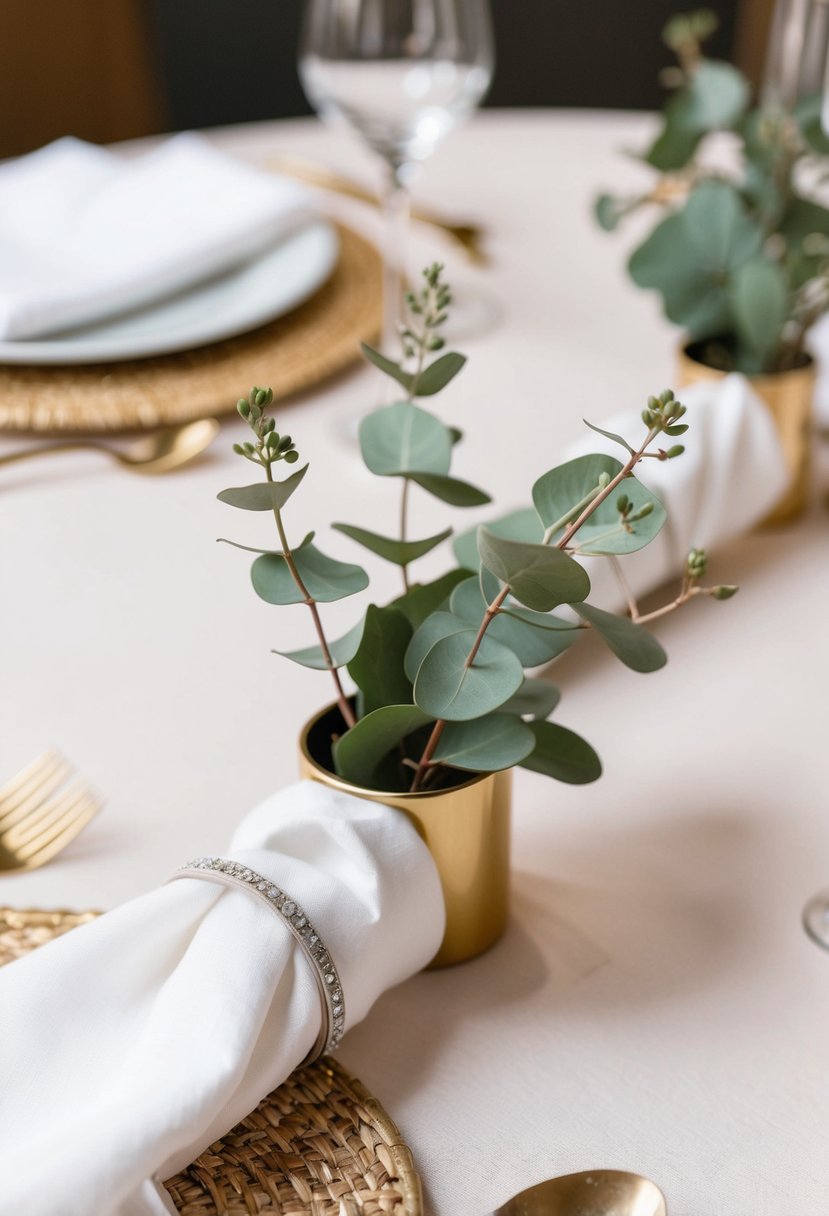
[0,223,381,433]
[0,906,421,1216]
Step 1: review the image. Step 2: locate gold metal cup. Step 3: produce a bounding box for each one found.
[677,342,815,526]
[299,702,511,968]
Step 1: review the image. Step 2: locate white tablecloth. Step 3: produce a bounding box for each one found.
[2,111,829,1216]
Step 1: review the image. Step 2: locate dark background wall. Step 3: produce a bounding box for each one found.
[0,0,758,158]
[152,0,739,130]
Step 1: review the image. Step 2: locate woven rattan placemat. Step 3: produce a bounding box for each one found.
[0,223,381,434]
[0,906,421,1216]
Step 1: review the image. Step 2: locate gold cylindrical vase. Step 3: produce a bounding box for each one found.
[677,342,815,526]
[298,703,511,968]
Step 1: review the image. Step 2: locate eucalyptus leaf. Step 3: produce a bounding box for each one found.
[520,720,602,784]
[453,508,543,571]
[432,714,535,772]
[275,615,365,669]
[684,61,749,130]
[575,602,667,673]
[332,522,452,566]
[392,570,471,630]
[360,342,414,392]
[499,678,561,720]
[414,629,524,721]
[729,256,788,366]
[347,605,413,715]
[332,703,432,788]
[478,529,590,611]
[217,531,314,556]
[404,611,468,682]
[359,401,451,477]
[409,472,491,506]
[629,181,763,337]
[450,575,577,666]
[583,419,635,454]
[595,193,623,232]
[414,351,467,396]
[217,464,308,511]
[251,544,368,605]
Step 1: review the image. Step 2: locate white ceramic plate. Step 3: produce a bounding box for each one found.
[0,219,338,366]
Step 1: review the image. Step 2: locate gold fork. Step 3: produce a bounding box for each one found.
[0,750,103,873]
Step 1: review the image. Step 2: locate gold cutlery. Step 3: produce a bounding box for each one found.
[0,750,103,873]
[0,417,220,476]
[270,155,490,265]
[491,1169,667,1216]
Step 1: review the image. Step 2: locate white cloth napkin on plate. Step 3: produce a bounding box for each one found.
[564,373,790,609]
[0,781,444,1216]
[0,133,312,340]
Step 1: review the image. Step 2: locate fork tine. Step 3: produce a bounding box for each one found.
[3,782,94,849]
[14,797,102,869]
[0,751,73,826]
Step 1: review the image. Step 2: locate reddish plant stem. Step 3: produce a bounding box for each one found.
[266,465,355,730]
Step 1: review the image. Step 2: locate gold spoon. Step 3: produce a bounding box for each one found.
[269,155,490,266]
[0,418,220,475]
[491,1170,667,1216]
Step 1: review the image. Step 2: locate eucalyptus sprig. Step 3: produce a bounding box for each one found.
[217,269,737,797]
[595,9,829,375]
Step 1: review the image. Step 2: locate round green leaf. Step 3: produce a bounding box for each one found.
[432,714,535,772]
[574,602,667,673]
[520,720,602,784]
[414,630,524,721]
[477,529,590,611]
[332,704,432,788]
[251,543,368,605]
[499,678,561,720]
[729,256,788,367]
[404,611,468,683]
[359,401,451,477]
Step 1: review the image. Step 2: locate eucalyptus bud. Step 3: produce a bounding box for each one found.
[284,450,300,464]
[658,389,674,406]
[634,501,654,518]
[598,471,611,488]
[237,398,251,419]
[667,444,685,458]
[232,443,244,455]
[617,494,630,515]
[712,584,739,600]
[686,547,708,578]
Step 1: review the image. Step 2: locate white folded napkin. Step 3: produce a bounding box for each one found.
[0,134,312,340]
[565,374,790,609]
[0,781,444,1216]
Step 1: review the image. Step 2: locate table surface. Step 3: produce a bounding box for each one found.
[3,110,829,1216]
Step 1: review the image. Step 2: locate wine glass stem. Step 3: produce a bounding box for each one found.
[381,164,412,354]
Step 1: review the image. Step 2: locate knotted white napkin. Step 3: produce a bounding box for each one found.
[565,373,791,609]
[0,134,311,340]
[0,781,444,1216]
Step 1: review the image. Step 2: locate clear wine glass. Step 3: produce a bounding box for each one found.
[299,0,494,352]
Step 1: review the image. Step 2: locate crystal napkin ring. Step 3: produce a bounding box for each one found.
[168,857,344,1059]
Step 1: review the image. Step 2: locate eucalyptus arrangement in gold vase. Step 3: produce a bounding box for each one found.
[218,264,735,966]
[595,8,829,522]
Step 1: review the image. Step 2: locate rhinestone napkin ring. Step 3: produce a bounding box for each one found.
[168,857,345,1058]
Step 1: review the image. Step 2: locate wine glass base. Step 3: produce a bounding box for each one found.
[802,892,829,950]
